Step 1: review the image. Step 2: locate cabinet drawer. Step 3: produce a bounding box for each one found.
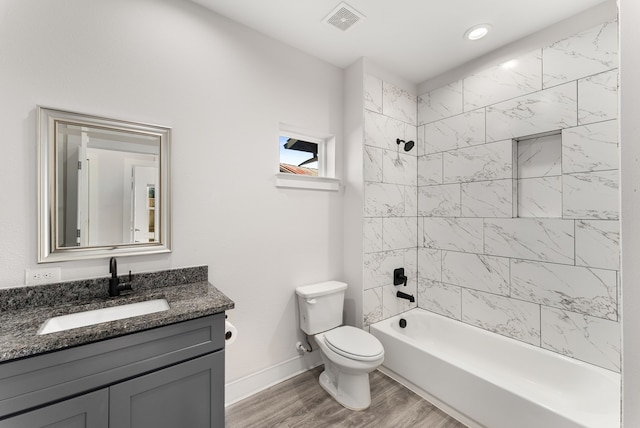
[0,389,108,428]
[0,314,224,419]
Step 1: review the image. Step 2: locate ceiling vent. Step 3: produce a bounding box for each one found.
[323,2,365,31]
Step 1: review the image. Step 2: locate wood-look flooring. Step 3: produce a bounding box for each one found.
[225,366,467,428]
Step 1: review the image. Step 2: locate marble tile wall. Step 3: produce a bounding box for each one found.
[363,75,418,328]
[414,20,620,372]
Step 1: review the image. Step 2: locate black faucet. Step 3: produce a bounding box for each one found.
[396,291,415,303]
[108,257,132,297]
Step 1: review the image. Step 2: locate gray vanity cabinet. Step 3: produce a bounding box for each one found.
[0,314,226,428]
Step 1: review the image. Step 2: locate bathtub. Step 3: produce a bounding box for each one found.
[370,309,620,428]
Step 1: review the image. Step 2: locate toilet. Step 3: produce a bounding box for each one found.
[296,281,384,410]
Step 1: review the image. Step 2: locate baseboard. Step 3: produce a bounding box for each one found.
[225,351,323,406]
[377,366,480,428]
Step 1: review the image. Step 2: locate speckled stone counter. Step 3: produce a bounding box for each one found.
[0,266,234,362]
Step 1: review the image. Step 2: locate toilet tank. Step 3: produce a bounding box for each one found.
[296,281,348,335]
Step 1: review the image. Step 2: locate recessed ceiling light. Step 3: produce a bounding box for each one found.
[464,24,491,41]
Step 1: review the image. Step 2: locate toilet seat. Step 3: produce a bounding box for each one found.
[323,326,384,362]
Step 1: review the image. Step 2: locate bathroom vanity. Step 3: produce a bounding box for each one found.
[0,266,234,428]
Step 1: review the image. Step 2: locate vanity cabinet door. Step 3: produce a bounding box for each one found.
[0,389,108,428]
[109,351,224,428]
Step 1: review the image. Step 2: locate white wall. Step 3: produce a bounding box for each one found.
[342,59,365,328]
[0,0,344,384]
[620,0,640,425]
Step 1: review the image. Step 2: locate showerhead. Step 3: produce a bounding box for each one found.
[396,138,415,152]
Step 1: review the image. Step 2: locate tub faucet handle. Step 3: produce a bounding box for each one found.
[393,268,408,286]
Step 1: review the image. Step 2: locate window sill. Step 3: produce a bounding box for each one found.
[275,173,340,191]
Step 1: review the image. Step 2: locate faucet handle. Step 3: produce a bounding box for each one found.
[393,268,408,286]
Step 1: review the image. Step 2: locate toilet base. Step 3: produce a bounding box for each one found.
[319,368,372,411]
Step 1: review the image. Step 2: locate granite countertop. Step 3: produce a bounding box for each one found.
[0,266,234,362]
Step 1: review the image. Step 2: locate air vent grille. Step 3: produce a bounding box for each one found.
[324,2,364,31]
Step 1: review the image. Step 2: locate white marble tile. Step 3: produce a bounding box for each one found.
[578,69,618,125]
[383,282,418,318]
[562,120,618,173]
[486,83,577,143]
[517,176,562,218]
[541,307,620,372]
[404,125,418,157]
[423,217,483,253]
[462,289,541,346]
[418,80,463,125]
[417,184,461,217]
[364,218,383,254]
[364,74,383,113]
[382,151,417,186]
[363,250,404,290]
[364,146,383,182]
[383,82,417,126]
[363,287,383,327]
[464,49,542,111]
[461,179,515,218]
[364,182,405,217]
[404,247,418,289]
[563,171,619,220]
[576,220,620,270]
[423,109,485,154]
[383,217,418,251]
[417,125,426,156]
[418,248,441,282]
[418,279,461,320]
[511,259,617,320]
[517,133,561,178]
[418,154,443,186]
[404,185,417,217]
[443,140,513,183]
[364,110,414,152]
[543,21,618,88]
[484,218,574,263]
[442,251,509,296]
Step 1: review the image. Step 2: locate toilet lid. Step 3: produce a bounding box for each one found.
[323,326,384,361]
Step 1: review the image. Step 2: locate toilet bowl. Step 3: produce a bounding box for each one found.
[295,281,385,410]
[314,326,384,410]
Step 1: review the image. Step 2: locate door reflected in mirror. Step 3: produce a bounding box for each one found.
[39,107,171,262]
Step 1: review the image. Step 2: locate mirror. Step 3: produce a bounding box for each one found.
[38,107,171,262]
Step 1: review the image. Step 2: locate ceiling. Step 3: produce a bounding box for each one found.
[190,0,608,84]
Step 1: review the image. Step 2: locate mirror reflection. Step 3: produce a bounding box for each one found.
[56,123,160,247]
[39,107,171,262]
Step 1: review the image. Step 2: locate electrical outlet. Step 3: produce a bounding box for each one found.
[25,268,62,285]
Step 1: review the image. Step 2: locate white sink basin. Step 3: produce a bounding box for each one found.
[37,299,170,335]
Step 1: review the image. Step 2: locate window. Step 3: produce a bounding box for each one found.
[279,136,319,176]
[276,124,338,191]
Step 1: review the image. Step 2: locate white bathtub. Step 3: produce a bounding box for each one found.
[370,309,620,428]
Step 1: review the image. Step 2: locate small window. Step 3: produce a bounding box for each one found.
[279,136,319,176]
[276,124,339,191]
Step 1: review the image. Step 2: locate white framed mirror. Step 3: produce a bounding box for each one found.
[38,107,171,262]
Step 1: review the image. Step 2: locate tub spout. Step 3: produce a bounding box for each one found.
[396,291,415,303]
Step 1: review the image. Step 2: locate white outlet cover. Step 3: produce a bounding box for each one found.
[25,268,62,285]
